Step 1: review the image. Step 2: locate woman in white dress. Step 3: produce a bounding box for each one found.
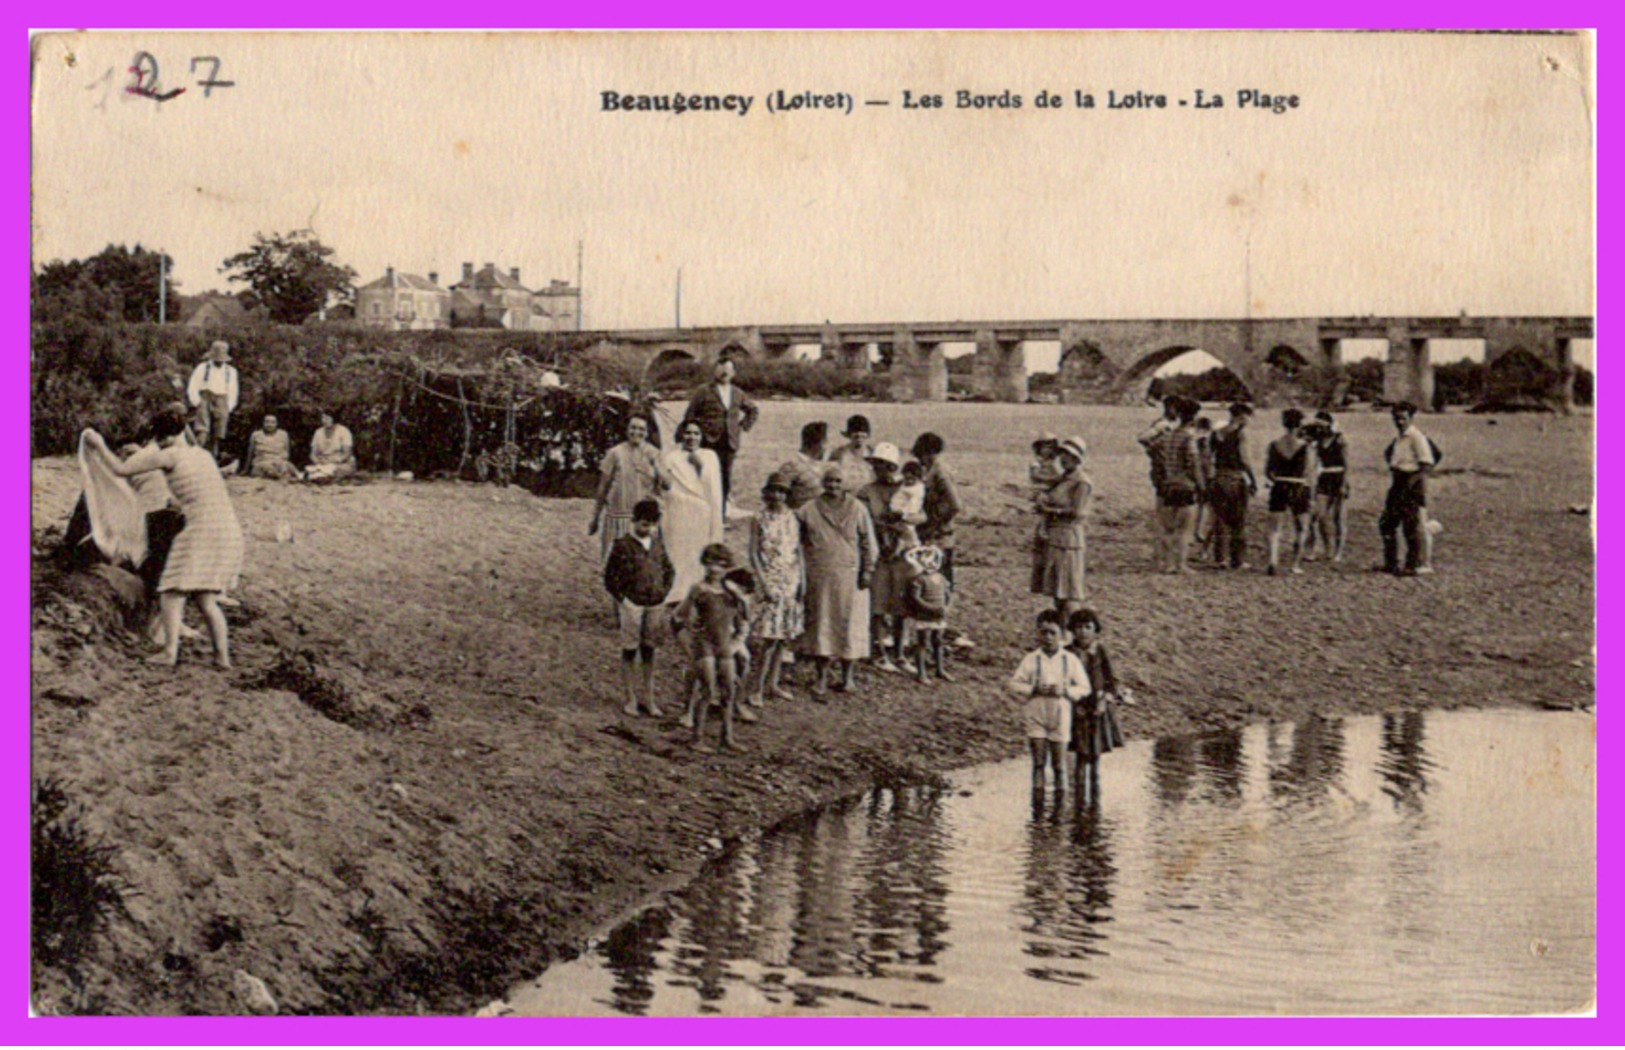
[658,419,725,604]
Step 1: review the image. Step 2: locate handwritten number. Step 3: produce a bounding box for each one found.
[190,56,234,97]
[126,51,157,95]
[85,66,113,110]
[126,51,185,102]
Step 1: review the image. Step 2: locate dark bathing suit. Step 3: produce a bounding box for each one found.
[1267,441,1313,516]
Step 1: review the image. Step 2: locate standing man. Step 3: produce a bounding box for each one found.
[681,353,758,517]
[1207,402,1257,570]
[777,421,830,510]
[1378,401,1435,576]
[1149,397,1208,574]
[187,340,240,461]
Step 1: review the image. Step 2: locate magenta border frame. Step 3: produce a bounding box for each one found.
[12,8,1610,1045]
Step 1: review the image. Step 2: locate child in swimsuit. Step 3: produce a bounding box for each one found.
[673,544,746,751]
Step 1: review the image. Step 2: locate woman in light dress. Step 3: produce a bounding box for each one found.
[588,414,662,565]
[797,465,877,696]
[658,419,725,605]
[86,407,244,668]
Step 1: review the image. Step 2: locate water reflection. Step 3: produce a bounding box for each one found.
[1018,793,1117,986]
[509,707,1593,1017]
[1377,711,1435,814]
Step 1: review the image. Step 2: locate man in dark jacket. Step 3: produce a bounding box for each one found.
[681,353,758,516]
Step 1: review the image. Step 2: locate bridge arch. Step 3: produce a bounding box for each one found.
[1483,346,1555,406]
[1115,345,1255,403]
[1266,344,1312,375]
[644,348,701,383]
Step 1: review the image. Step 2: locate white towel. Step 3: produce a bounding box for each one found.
[77,429,147,568]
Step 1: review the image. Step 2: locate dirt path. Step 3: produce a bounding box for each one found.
[29,404,1593,1014]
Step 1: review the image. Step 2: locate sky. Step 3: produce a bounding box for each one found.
[31,31,1593,371]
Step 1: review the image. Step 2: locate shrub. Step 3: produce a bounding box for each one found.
[32,778,126,970]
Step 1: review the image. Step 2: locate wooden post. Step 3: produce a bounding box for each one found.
[456,376,472,476]
[386,364,404,475]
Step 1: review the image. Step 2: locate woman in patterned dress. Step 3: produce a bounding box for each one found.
[86,407,244,668]
[745,472,804,706]
[589,414,662,565]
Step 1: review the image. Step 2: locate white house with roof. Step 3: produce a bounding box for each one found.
[356,267,452,330]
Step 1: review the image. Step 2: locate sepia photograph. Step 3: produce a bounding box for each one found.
[27,29,1595,1020]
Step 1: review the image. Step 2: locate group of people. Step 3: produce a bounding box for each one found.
[189,339,359,482]
[243,411,357,482]
[1136,396,1439,578]
[67,340,367,670]
[592,399,968,752]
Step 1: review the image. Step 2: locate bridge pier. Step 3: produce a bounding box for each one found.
[822,328,871,370]
[1383,335,1435,411]
[889,330,947,402]
[972,330,1029,402]
[1056,325,1118,404]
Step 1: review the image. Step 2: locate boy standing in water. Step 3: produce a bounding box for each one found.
[603,499,675,717]
[1008,609,1090,795]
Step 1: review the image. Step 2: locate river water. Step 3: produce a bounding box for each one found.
[488,708,1594,1017]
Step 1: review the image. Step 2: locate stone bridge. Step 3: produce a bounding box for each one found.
[582,315,1595,411]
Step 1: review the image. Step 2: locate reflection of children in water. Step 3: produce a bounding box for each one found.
[601,906,672,1016]
[1018,793,1117,985]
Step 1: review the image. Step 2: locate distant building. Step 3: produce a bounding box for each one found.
[178,292,267,329]
[356,267,452,331]
[532,278,581,333]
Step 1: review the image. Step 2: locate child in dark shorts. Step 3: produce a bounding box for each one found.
[603,499,676,717]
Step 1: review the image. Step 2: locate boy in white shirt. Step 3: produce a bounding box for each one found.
[1007,609,1091,794]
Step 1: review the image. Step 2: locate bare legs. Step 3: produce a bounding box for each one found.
[749,639,791,703]
[149,591,230,668]
[689,653,737,752]
[1267,511,1310,575]
[1029,738,1067,793]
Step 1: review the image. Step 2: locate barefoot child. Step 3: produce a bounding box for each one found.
[1008,610,1090,795]
[903,544,953,681]
[747,473,804,706]
[673,544,744,751]
[1065,608,1126,804]
[603,498,676,716]
[721,568,757,722]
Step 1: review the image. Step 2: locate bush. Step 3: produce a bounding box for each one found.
[29,321,654,495]
[32,778,126,970]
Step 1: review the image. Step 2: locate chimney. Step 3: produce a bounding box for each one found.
[462,262,474,281]
[484,262,494,273]
[386,266,395,282]
[428,271,439,287]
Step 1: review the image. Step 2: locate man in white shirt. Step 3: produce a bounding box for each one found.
[1378,401,1435,576]
[186,341,240,460]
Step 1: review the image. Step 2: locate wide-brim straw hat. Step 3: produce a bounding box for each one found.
[763,471,793,494]
[1031,431,1060,453]
[868,442,902,468]
[1058,436,1088,463]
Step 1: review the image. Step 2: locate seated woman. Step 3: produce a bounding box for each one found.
[305,411,357,481]
[246,414,301,480]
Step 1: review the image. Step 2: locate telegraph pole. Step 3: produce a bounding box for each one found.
[575,240,583,332]
[158,251,167,324]
[675,267,683,329]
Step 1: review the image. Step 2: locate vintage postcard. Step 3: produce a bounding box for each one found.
[29,30,1594,1020]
